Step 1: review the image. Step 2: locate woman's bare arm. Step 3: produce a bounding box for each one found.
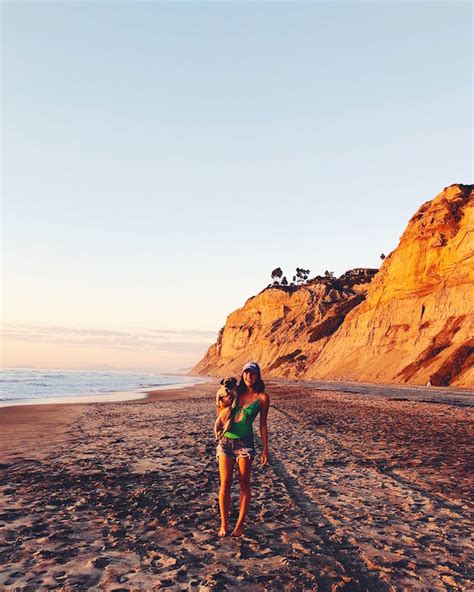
[259,392,270,466]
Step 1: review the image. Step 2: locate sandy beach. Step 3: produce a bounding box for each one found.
[0,381,472,591]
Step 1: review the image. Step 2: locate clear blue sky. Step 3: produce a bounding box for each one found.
[2,1,472,369]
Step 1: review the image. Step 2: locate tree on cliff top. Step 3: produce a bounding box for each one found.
[271,266,310,287]
[295,267,310,284]
[271,267,283,284]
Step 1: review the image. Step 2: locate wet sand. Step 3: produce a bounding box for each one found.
[0,381,472,591]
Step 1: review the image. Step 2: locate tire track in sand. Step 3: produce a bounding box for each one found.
[266,450,392,591]
[273,402,472,520]
[268,403,473,591]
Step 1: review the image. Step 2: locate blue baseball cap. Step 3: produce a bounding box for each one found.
[242,361,261,374]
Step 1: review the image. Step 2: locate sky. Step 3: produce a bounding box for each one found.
[1,1,472,371]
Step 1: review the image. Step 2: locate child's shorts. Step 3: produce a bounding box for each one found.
[216,434,255,461]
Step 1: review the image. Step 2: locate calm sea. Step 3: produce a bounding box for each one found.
[0,368,204,406]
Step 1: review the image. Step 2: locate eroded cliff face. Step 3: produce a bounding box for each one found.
[193,184,474,387]
[192,269,378,378]
[310,184,474,386]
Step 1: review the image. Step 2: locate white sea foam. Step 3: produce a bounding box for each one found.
[0,368,205,406]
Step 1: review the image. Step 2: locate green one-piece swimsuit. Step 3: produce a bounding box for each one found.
[223,394,262,439]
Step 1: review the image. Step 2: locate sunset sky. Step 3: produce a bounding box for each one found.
[2,1,472,371]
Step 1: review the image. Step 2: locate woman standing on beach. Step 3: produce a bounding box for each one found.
[216,362,270,537]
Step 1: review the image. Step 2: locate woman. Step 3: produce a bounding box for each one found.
[216,361,270,537]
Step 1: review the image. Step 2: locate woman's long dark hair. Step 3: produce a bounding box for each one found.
[237,374,265,395]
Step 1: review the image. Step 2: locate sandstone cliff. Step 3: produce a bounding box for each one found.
[193,269,378,378]
[310,184,473,387]
[193,184,473,387]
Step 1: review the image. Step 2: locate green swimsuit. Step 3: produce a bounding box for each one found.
[223,394,262,439]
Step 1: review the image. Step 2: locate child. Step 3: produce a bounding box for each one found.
[214,377,238,440]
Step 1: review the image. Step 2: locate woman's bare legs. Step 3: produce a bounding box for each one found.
[218,455,234,536]
[231,456,253,537]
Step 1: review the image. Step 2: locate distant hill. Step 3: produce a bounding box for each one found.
[192,184,473,387]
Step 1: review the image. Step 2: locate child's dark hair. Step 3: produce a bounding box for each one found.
[237,375,265,395]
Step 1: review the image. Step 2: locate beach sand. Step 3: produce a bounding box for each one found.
[0,381,472,591]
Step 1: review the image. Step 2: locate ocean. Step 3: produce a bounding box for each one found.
[0,368,205,407]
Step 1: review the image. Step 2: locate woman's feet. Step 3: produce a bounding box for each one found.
[217,523,244,537]
[231,524,244,537]
[218,525,228,537]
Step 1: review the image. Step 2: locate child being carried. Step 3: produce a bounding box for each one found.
[214,377,239,440]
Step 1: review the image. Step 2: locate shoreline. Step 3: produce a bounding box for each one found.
[0,377,210,409]
[0,380,217,463]
[3,372,472,410]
